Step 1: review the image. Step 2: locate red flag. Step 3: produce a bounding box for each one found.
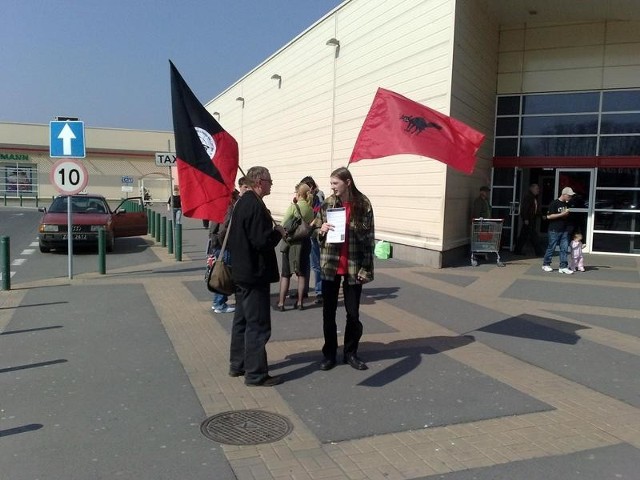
[349,88,485,174]
[170,61,239,222]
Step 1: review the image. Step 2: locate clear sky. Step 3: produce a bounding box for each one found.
[2,0,344,131]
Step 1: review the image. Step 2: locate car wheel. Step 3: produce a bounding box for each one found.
[106,234,115,252]
[39,243,50,253]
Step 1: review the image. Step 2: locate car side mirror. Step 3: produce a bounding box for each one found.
[38,207,46,213]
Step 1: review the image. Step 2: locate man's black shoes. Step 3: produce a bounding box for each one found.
[344,354,368,370]
[319,358,336,371]
[245,375,282,387]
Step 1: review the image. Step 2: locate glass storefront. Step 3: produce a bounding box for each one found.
[494,89,640,255]
[0,163,38,197]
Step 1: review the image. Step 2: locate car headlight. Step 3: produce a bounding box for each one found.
[40,224,59,232]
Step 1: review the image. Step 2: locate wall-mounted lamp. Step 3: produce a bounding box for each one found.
[326,38,340,58]
[212,111,220,120]
[235,97,245,108]
[270,74,282,89]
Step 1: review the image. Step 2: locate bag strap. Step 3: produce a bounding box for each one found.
[217,204,235,261]
[294,202,304,220]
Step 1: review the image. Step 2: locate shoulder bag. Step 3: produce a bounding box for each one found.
[287,202,313,241]
[206,209,236,296]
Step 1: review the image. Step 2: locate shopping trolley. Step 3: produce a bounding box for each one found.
[470,218,505,267]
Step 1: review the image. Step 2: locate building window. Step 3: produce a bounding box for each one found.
[495,89,640,157]
[1,163,37,196]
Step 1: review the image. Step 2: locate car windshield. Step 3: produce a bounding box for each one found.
[48,196,109,214]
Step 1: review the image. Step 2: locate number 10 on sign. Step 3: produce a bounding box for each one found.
[50,159,89,195]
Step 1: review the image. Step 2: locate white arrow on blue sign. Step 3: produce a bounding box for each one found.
[50,121,86,158]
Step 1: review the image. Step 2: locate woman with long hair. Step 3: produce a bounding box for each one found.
[276,182,314,310]
[316,167,375,371]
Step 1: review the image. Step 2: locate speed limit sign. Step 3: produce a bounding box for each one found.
[50,159,89,195]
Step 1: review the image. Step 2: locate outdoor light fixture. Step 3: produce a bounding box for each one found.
[270,74,282,88]
[212,111,220,120]
[235,97,245,108]
[326,38,340,58]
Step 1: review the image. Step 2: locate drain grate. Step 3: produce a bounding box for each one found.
[201,410,293,445]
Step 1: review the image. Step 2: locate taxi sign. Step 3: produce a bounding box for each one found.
[155,152,177,167]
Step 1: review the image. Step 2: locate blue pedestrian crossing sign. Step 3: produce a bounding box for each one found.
[49,121,86,158]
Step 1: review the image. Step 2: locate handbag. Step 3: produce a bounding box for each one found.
[206,209,236,296]
[287,202,313,241]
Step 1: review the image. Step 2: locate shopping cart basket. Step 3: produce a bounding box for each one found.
[470,218,505,267]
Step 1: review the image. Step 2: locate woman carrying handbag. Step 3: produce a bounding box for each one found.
[276,183,315,311]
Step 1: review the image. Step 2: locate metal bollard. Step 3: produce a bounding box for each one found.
[161,216,167,247]
[167,219,173,254]
[1,236,10,291]
[175,223,182,261]
[149,208,155,235]
[98,228,106,274]
[3,194,6,206]
[154,212,161,242]
[19,195,23,207]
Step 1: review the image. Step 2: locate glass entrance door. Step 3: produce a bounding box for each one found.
[555,169,595,252]
[492,167,521,250]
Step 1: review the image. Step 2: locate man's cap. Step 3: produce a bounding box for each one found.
[562,187,576,196]
[480,186,490,192]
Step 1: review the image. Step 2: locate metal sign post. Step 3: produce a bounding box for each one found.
[155,150,177,248]
[50,159,89,279]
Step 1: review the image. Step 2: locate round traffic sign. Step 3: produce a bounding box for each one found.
[50,159,89,195]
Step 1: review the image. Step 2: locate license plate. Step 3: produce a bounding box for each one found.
[62,234,89,240]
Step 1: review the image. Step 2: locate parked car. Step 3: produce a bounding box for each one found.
[38,194,147,253]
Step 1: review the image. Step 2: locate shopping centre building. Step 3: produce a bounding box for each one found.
[0,123,174,206]
[2,0,640,265]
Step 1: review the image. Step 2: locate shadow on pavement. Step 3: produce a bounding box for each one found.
[474,314,589,345]
[273,334,475,384]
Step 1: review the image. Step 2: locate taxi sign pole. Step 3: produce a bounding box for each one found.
[155,149,177,253]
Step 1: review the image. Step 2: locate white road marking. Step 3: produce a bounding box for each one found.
[12,259,26,266]
[21,249,36,255]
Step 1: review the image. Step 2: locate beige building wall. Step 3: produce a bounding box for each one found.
[0,122,174,201]
[206,0,461,266]
[497,20,640,94]
[444,0,500,257]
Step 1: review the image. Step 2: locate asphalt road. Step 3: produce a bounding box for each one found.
[0,207,161,284]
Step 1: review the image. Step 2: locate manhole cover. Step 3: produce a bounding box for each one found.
[201,410,293,445]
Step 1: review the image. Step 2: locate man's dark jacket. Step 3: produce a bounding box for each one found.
[228,191,281,286]
[520,191,540,222]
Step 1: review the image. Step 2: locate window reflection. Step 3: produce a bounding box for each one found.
[602,91,640,112]
[597,168,640,188]
[521,115,597,136]
[594,212,640,232]
[600,113,640,134]
[595,190,640,210]
[593,233,640,254]
[522,92,599,114]
[520,137,597,156]
[599,136,640,156]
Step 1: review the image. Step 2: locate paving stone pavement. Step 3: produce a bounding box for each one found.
[1,218,639,479]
